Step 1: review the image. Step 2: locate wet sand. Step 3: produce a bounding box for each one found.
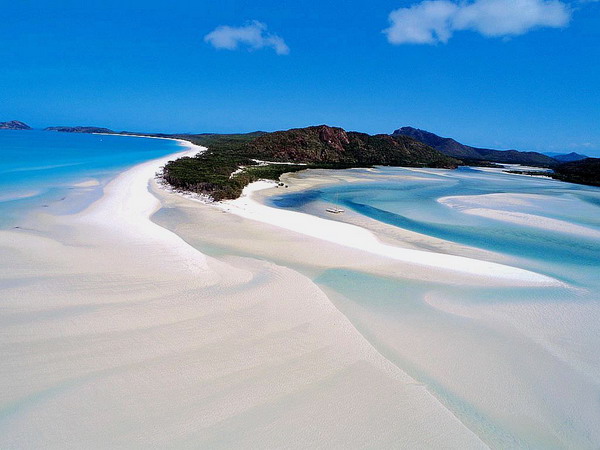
[0,152,487,448]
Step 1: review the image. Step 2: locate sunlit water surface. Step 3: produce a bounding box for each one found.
[270,166,600,448]
[3,134,600,448]
[0,129,182,228]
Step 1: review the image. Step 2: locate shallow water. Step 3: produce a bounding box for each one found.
[4,136,600,447]
[271,166,600,447]
[271,167,600,281]
[0,130,182,228]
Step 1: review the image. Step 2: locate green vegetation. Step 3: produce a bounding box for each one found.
[458,159,503,168]
[161,133,259,201]
[504,170,550,176]
[503,159,600,187]
[162,125,460,201]
[551,158,600,187]
[45,126,114,133]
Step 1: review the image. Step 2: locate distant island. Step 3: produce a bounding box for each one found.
[162,126,600,198]
[0,120,31,130]
[543,151,589,162]
[44,126,115,134]
[8,120,597,193]
[393,126,558,167]
[162,125,459,200]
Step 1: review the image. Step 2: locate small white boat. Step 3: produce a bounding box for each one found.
[326,207,344,214]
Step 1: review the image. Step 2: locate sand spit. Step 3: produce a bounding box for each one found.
[154,165,600,448]
[439,193,600,239]
[0,146,486,448]
[215,181,561,287]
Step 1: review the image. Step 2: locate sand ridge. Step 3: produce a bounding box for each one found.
[0,146,487,448]
[214,180,561,286]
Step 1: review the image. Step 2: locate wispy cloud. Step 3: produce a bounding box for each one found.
[384,0,571,45]
[204,21,289,55]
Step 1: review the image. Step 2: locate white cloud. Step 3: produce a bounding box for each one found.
[386,1,459,44]
[454,0,571,36]
[204,21,289,55]
[384,0,571,44]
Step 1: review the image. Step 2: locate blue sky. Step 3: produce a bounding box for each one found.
[1,0,599,155]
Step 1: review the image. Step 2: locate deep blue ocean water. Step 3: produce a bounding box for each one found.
[0,130,182,228]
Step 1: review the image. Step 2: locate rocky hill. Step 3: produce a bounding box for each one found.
[45,126,115,134]
[163,125,459,200]
[544,152,588,162]
[393,126,557,167]
[0,120,31,130]
[245,125,458,167]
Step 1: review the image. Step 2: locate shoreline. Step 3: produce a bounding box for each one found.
[150,161,600,447]
[208,177,562,286]
[3,136,599,447]
[0,132,488,448]
[0,132,203,231]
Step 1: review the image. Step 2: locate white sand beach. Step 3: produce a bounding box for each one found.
[162,167,599,448]
[439,193,600,238]
[6,1,600,446]
[215,181,560,286]
[0,147,489,448]
[3,145,600,448]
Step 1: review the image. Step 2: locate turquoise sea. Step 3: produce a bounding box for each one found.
[3,129,600,446]
[270,167,600,284]
[270,166,600,447]
[0,130,182,228]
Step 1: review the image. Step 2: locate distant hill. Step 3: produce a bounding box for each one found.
[393,126,557,167]
[543,152,589,162]
[0,120,31,130]
[163,125,459,200]
[552,158,600,187]
[245,125,458,167]
[45,126,115,134]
